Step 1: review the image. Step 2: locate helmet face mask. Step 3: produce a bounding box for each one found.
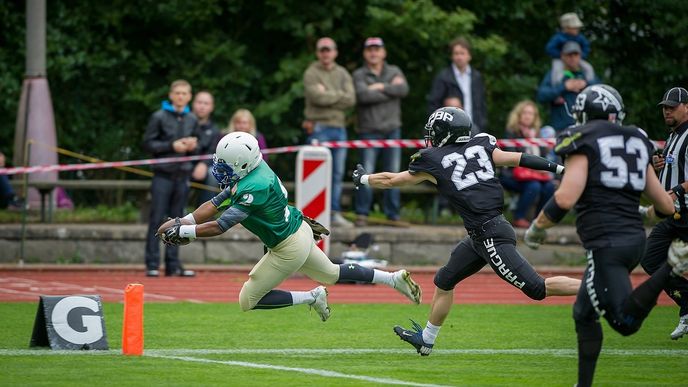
[572,84,626,125]
[211,154,240,189]
[211,132,262,189]
[424,107,473,147]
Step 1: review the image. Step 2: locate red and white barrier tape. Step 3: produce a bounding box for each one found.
[0,138,665,176]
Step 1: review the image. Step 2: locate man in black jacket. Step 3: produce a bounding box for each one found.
[427,37,488,134]
[142,79,199,277]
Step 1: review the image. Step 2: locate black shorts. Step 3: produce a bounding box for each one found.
[573,243,644,334]
[434,215,546,300]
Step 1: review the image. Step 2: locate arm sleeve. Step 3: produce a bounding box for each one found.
[519,153,563,173]
[215,206,250,232]
[142,112,173,155]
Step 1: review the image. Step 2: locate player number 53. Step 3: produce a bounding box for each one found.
[597,135,648,190]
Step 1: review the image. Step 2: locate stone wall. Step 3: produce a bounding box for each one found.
[0,223,589,266]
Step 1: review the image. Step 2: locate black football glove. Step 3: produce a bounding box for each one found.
[303,216,330,241]
[158,218,190,246]
[352,164,367,191]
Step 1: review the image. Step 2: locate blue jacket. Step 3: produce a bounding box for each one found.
[536,69,600,131]
[545,32,591,59]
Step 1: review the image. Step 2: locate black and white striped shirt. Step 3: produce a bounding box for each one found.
[659,121,688,191]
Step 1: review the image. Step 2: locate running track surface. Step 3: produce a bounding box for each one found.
[0,267,674,305]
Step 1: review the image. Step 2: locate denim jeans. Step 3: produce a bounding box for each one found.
[306,124,347,212]
[145,173,191,272]
[354,129,401,220]
[500,174,555,220]
[0,174,15,208]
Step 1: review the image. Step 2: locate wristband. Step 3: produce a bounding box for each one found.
[361,175,370,185]
[671,184,686,200]
[542,196,569,223]
[179,225,197,239]
[182,213,196,224]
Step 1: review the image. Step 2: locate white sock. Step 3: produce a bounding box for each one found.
[372,270,395,287]
[290,291,315,305]
[422,322,441,344]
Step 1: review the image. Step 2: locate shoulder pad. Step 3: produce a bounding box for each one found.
[410,151,422,163]
[635,126,649,138]
[474,132,497,145]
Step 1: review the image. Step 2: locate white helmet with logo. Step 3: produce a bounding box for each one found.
[211,132,262,188]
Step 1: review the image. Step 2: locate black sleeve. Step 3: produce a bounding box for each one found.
[554,126,595,161]
[409,149,439,178]
[471,133,498,153]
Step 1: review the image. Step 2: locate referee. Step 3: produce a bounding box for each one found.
[641,86,688,340]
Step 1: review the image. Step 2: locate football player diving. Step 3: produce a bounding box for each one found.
[157,132,422,322]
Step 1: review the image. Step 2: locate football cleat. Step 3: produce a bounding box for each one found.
[392,270,422,304]
[668,239,688,276]
[393,320,433,356]
[309,286,330,322]
[670,315,688,340]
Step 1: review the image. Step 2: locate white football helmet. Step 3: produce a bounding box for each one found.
[211,132,262,188]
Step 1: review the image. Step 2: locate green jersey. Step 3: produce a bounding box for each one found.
[211,162,303,248]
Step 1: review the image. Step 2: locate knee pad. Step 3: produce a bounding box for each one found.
[433,266,457,291]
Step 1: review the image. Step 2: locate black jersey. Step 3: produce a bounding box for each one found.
[555,120,653,250]
[409,133,503,230]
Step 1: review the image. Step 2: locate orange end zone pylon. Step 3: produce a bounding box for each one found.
[122,283,144,356]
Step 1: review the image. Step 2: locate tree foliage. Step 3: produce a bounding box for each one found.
[1,0,687,181]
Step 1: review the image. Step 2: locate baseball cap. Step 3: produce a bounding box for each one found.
[561,41,582,55]
[560,12,584,29]
[657,87,688,107]
[364,37,384,48]
[316,37,337,50]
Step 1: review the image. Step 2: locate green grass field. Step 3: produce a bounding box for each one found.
[1,303,686,386]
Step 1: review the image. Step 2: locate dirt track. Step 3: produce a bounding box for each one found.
[0,267,673,305]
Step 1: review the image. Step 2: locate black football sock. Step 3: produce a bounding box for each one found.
[575,319,603,387]
[253,290,294,309]
[337,263,374,283]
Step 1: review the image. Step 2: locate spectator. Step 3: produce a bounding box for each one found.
[427,37,488,133]
[303,37,356,227]
[0,152,23,210]
[545,12,595,86]
[142,79,198,277]
[352,37,409,226]
[499,100,555,228]
[227,109,268,161]
[537,41,600,132]
[191,91,221,206]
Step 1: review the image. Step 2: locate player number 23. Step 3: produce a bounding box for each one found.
[441,145,495,191]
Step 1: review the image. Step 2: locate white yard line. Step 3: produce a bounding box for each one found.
[1,348,687,357]
[148,354,452,387]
